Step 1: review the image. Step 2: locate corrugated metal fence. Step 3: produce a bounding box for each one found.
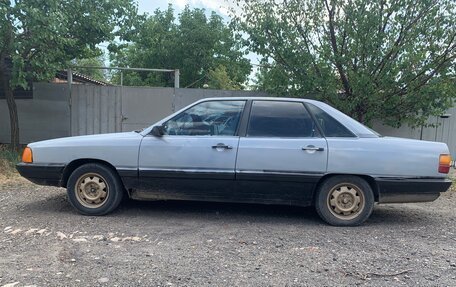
[69,85,269,135]
[0,83,70,144]
[0,83,268,143]
[70,85,122,135]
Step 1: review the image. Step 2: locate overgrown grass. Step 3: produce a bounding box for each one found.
[450,174,456,192]
[0,145,21,181]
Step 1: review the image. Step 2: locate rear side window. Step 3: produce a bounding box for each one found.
[247,101,319,137]
[306,103,355,137]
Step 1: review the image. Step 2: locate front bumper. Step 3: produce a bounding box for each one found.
[376,178,452,203]
[16,163,65,187]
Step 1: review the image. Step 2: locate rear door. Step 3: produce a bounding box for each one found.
[236,100,328,205]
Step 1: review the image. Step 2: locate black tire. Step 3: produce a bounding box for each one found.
[67,163,124,215]
[315,175,374,226]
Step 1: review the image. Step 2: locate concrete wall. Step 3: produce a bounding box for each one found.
[0,83,70,144]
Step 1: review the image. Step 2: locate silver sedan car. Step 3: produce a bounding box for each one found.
[17,97,452,226]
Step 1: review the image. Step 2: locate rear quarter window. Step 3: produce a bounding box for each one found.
[306,103,355,137]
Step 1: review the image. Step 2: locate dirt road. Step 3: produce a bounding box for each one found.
[1,180,455,286]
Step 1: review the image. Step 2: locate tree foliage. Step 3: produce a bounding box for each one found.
[235,0,456,127]
[111,5,251,89]
[0,0,138,150]
[207,65,242,90]
[72,56,108,82]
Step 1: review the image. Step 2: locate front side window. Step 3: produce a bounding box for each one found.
[306,103,355,137]
[163,101,245,136]
[247,101,318,137]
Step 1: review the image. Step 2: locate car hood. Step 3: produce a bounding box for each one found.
[26,132,144,166]
[28,132,143,148]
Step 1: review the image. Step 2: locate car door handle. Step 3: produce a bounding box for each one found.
[302,146,324,151]
[212,143,233,150]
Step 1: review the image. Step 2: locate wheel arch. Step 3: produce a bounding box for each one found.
[313,173,379,203]
[61,158,120,188]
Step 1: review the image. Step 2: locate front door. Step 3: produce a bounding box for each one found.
[137,100,246,201]
[235,100,328,205]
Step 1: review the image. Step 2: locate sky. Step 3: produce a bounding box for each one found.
[137,0,232,17]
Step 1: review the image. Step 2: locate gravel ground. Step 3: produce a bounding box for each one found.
[1,178,456,287]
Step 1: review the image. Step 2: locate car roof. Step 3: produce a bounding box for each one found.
[196,97,309,103]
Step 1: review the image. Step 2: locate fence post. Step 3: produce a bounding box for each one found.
[172,69,180,112]
[174,69,180,88]
[67,69,73,136]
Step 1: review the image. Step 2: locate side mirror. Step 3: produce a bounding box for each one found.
[150,125,164,137]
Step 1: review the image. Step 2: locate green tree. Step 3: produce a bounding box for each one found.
[72,56,108,82]
[253,63,295,96]
[111,5,251,89]
[235,0,456,127]
[207,65,241,90]
[0,0,138,150]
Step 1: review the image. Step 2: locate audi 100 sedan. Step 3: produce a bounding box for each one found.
[17,97,452,226]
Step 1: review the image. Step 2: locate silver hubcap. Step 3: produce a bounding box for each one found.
[75,173,109,208]
[327,183,365,220]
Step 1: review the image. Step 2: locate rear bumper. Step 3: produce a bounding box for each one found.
[375,178,452,203]
[16,163,65,187]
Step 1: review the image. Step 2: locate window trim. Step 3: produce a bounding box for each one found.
[237,100,252,137]
[245,100,323,139]
[303,102,325,138]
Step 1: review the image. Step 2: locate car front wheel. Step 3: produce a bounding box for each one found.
[67,163,124,215]
[315,175,374,226]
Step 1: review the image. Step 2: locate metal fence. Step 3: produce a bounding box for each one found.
[0,83,71,144]
[1,82,455,156]
[0,82,268,143]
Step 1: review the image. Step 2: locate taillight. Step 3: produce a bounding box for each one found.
[22,147,33,163]
[438,154,451,173]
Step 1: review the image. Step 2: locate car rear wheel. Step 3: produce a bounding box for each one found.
[315,175,374,226]
[67,163,124,215]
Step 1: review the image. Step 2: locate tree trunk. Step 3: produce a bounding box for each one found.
[355,104,366,124]
[0,57,20,152]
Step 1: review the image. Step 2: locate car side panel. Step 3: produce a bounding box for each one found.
[28,132,142,171]
[135,135,240,201]
[326,137,449,178]
[326,137,451,203]
[24,132,143,188]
